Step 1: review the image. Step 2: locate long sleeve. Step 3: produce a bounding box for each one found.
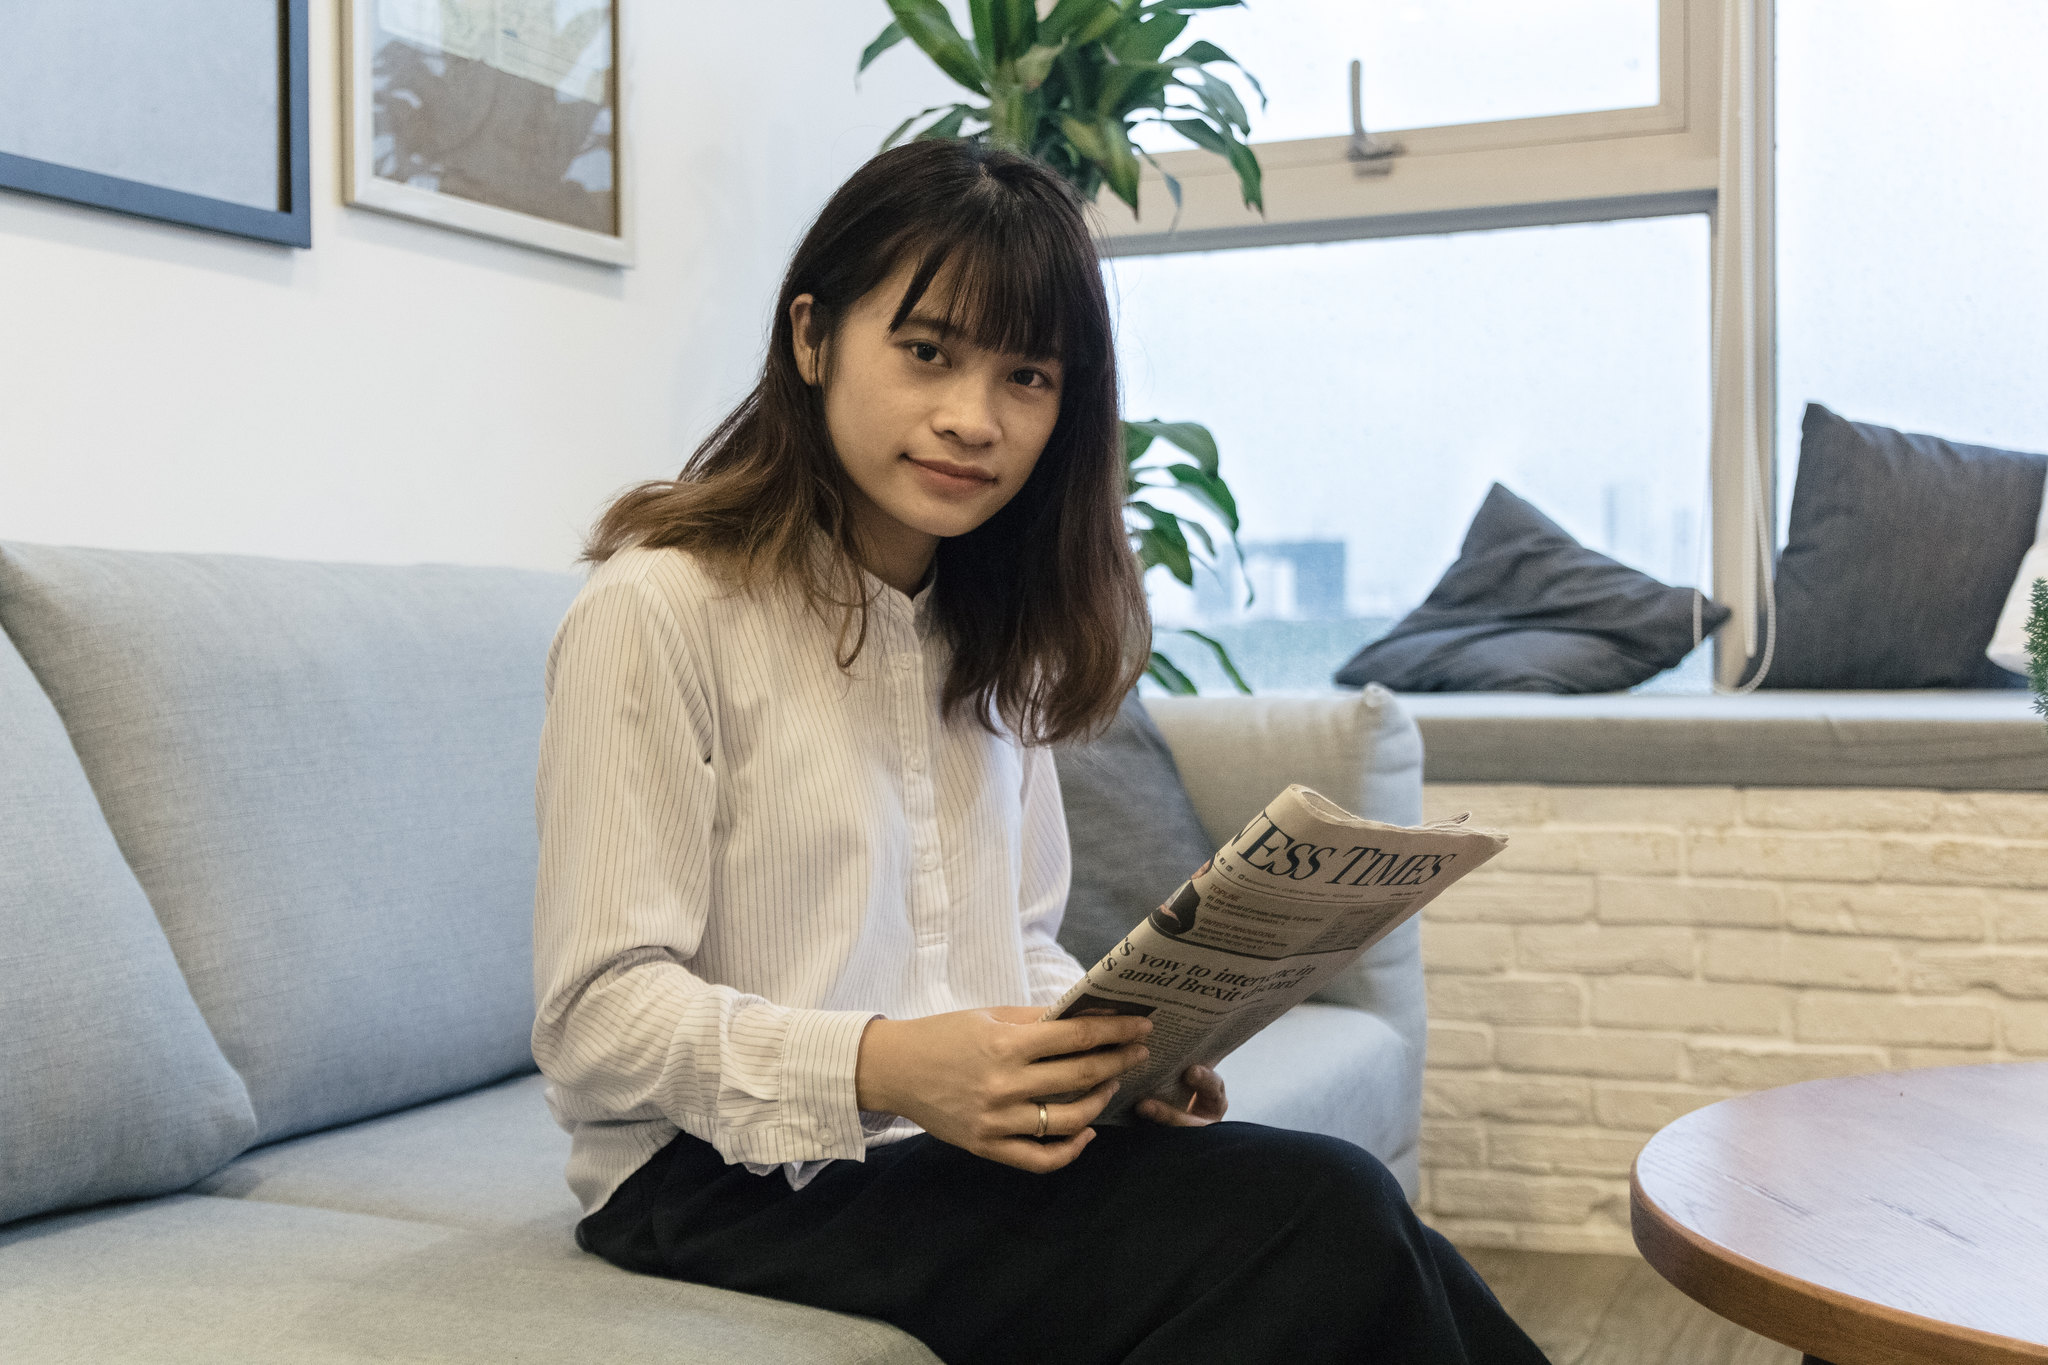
[530,573,877,1173]
[1016,741,1088,1005]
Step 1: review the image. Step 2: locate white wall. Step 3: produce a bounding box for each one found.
[0,2,969,574]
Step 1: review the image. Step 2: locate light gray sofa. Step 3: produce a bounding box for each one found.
[0,540,1425,1365]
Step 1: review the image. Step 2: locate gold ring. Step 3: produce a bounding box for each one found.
[1036,1102,1049,1139]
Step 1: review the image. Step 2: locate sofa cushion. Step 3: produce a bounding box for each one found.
[1052,691,1219,970]
[192,1073,570,1235]
[1212,1003,1418,1194]
[0,627,258,1226]
[0,1195,939,1365]
[1333,483,1727,693]
[1759,403,2046,688]
[0,542,584,1144]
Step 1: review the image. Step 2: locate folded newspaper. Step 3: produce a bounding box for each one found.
[1040,783,1507,1125]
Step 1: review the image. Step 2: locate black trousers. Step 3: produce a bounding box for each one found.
[577,1120,1550,1365]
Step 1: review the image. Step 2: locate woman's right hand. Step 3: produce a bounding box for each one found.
[854,1006,1152,1173]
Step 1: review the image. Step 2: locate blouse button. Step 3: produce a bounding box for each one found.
[891,654,916,673]
[919,850,939,872]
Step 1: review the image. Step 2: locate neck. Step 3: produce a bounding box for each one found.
[845,500,938,595]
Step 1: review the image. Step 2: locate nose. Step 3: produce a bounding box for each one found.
[933,372,1002,447]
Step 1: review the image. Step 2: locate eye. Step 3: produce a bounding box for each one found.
[1015,367,1056,390]
[907,341,942,364]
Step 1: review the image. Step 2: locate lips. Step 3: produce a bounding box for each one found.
[902,454,997,488]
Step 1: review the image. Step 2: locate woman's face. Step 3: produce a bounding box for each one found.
[790,256,1065,591]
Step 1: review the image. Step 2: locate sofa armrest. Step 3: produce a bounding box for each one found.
[1141,687,1428,1191]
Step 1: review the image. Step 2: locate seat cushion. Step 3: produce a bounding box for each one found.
[0,542,584,1144]
[0,1195,939,1365]
[1214,1003,1418,1195]
[191,1073,570,1235]
[0,625,256,1226]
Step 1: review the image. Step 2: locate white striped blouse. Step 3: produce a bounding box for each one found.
[531,542,1087,1215]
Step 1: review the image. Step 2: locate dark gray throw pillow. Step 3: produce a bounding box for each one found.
[1052,691,1216,971]
[1750,404,2043,689]
[1333,483,1729,693]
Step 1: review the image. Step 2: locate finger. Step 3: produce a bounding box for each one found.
[1020,1041,1149,1098]
[1006,1078,1119,1139]
[1184,1064,1228,1121]
[1138,1096,1212,1128]
[985,1128,1096,1174]
[1018,1013,1154,1061]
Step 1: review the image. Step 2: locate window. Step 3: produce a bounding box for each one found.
[1098,0,1726,691]
[1129,0,1664,148]
[1112,215,1712,693]
[1774,0,2048,528]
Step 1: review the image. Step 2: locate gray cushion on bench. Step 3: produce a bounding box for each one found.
[0,1196,938,1365]
[0,626,257,1225]
[1401,690,2048,789]
[0,542,584,1145]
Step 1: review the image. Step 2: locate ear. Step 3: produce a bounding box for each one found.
[789,294,820,387]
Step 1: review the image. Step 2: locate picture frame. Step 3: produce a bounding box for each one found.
[342,0,633,267]
[0,0,312,249]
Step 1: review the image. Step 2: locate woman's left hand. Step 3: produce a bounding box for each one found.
[1137,1063,1227,1127]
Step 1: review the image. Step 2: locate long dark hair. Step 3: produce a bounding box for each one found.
[583,139,1148,745]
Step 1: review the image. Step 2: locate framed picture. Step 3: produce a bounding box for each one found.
[0,0,311,248]
[343,0,632,267]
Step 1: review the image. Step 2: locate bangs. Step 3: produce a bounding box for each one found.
[884,225,1101,375]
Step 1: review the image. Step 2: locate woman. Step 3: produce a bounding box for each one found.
[531,136,1546,1365]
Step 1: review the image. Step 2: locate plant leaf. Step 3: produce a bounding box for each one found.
[1122,421,1158,467]
[1136,145,1184,225]
[879,103,976,152]
[1147,649,1198,695]
[857,21,906,80]
[1127,418,1219,477]
[969,0,996,61]
[1164,463,1239,531]
[1039,0,1112,43]
[2028,577,2048,726]
[1177,628,1252,694]
[1172,40,1267,110]
[992,0,1038,62]
[886,0,990,94]
[1110,10,1189,63]
[1169,64,1249,133]
[1013,39,1067,90]
[916,104,975,141]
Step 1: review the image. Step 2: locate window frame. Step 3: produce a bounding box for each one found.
[1094,0,1776,688]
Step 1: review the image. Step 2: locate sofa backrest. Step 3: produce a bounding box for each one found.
[0,543,583,1146]
[1143,685,1429,1033]
[0,620,258,1225]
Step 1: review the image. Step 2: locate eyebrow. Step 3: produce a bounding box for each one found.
[898,311,1062,366]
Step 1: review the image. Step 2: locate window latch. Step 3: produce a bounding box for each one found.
[1347,58,1403,176]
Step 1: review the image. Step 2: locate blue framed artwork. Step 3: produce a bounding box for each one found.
[0,0,312,249]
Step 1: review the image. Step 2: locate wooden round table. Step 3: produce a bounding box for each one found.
[1631,1062,2048,1365]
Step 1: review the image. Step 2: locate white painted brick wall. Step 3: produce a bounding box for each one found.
[1414,783,2047,1255]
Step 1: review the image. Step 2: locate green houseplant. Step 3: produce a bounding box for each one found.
[859,0,1270,693]
[2027,578,2048,728]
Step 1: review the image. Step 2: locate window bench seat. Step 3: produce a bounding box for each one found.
[1399,690,2048,790]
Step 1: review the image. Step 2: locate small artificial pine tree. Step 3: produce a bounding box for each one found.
[2028,578,2048,727]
